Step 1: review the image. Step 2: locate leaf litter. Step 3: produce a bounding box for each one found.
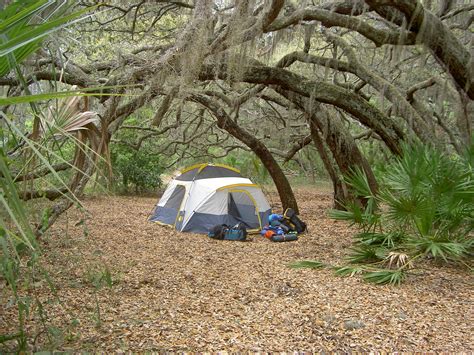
[0,187,472,352]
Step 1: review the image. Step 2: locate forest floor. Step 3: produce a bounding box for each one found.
[1,187,473,352]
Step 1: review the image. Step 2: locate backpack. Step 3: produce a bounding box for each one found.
[223,223,247,241]
[208,224,229,240]
[282,208,307,234]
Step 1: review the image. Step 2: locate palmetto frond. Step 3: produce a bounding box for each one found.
[346,245,386,264]
[0,1,94,77]
[381,143,434,195]
[344,166,376,200]
[41,92,99,139]
[355,231,404,248]
[333,265,365,277]
[329,200,380,229]
[407,237,468,261]
[363,269,406,286]
[329,142,474,285]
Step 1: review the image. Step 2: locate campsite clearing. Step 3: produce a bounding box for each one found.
[1,188,472,352]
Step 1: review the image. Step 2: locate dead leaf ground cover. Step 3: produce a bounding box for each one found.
[1,187,472,352]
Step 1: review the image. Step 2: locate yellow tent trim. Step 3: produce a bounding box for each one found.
[216,183,259,191]
[179,163,241,176]
[154,221,173,227]
[179,163,206,174]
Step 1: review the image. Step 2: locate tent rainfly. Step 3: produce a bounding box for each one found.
[150,163,271,233]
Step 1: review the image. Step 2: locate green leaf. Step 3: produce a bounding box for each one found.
[0,1,50,33]
[0,2,98,76]
[355,231,404,248]
[0,6,96,56]
[344,166,375,199]
[409,237,467,261]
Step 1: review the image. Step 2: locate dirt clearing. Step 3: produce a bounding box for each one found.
[1,188,472,352]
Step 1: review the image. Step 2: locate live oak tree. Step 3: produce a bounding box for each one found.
[2,0,472,220]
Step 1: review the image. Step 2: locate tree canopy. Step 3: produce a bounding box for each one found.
[1,0,473,219]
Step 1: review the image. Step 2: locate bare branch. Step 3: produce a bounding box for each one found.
[267,6,416,46]
[13,163,71,182]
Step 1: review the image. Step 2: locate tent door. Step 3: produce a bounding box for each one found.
[227,189,260,229]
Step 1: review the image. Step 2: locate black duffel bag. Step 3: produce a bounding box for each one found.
[282,208,307,234]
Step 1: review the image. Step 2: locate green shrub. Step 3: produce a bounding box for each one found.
[112,145,163,193]
[293,142,473,285]
[328,142,473,284]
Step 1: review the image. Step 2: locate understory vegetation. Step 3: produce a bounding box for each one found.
[292,143,474,285]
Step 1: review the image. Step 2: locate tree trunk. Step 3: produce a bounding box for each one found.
[308,118,347,209]
[309,110,378,207]
[320,110,377,190]
[274,86,377,208]
[191,94,299,214]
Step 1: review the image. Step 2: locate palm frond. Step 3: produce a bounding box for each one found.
[42,94,99,138]
[346,246,386,264]
[408,237,468,261]
[355,231,404,248]
[363,269,406,286]
[0,2,96,76]
[329,200,379,228]
[344,166,376,200]
[0,86,132,105]
[333,265,365,277]
[0,150,37,251]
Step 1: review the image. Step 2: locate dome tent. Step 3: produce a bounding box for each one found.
[150,163,271,234]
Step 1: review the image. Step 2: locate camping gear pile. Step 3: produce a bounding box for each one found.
[150,164,271,233]
[260,208,307,242]
[207,207,306,242]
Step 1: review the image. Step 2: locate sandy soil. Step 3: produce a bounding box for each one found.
[1,188,472,352]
